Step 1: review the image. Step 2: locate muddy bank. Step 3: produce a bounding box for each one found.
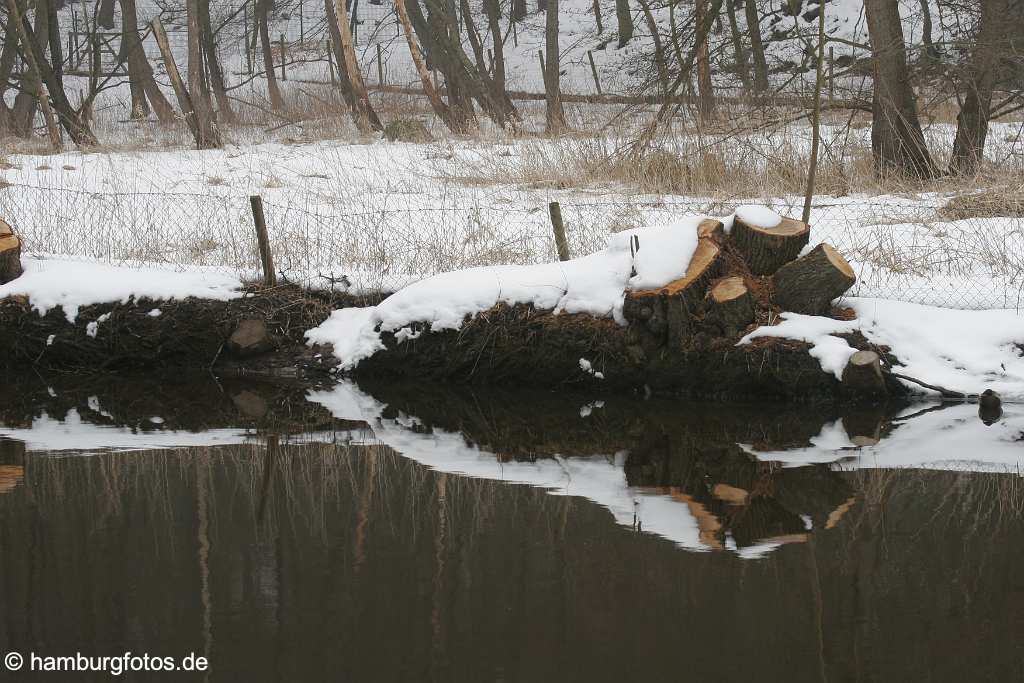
[0,285,384,379]
[354,302,907,401]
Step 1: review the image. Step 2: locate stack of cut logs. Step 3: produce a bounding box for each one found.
[0,219,23,285]
[623,213,859,365]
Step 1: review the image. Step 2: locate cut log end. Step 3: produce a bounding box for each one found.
[773,242,856,316]
[841,350,886,397]
[730,216,811,275]
[696,218,726,243]
[0,219,24,285]
[706,276,754,337]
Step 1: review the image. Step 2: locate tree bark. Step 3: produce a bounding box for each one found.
[705,276,754,337]
[731,216,810,275]
[121,0,175,122]
[544,0,565,132]
[485,0,506,93]
[744,0,768,91]
[725,0,751,91]
[395,0,467,132]
[863,0,936,179]
[96,0,116,29]
[10,0,47,138]
[949,0,1008,176]
[256,0,286,109]
[695,0,716,120]
[616,0,633,47]
[638,0,668,95]
[0,15,20,133]
[773,243,856,315]
[6,0,96,146]
[512,0,526,22]
[841,350,887,398]
[0,220,24,285]
[199,0,235,124]
[186,0,222,147]
[332,0,385,130]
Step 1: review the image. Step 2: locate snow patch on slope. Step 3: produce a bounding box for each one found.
[0,257,242,322]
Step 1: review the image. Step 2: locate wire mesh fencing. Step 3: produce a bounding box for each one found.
[2,183,1023,310]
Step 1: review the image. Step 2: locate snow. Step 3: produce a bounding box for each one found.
[745,403,1024,474]
[735,205,783,229]
[308,217,707,369]
[740,298,1024,398]
[0,256,242,322]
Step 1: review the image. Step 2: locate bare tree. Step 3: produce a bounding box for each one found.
[949,0,1009,175]
[725,0,751,90]
[332,0,384,131]
[545,0,565,132]
[120,0,175,122]
[256,0,285,109]
[695,0,716,120]
[186,0,221,147]
[863,0,936,179]
[744,0,768,91]
[9,0,47,138]
[395,0,467,132]
[199,0,234,124]
[615,0,633,46]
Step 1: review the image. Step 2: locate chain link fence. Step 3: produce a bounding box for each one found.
[2,183,1023,310]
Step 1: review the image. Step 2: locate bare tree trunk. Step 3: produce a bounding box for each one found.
[6,0,96,146]
[10,0,47,138]
[199,0,234,124]
[484,0,506,93]
[45,0,62,91]
[121,0,175,123]
[511,0,526,21]
[802,0,825,222]
[0,15,20,133]
[332,0,384,130]
[545,0,565,132]
[695,0,716,120]
[96,0,116,29]
[395,0,466,132]
[615,0,633,46]
[638,0,669,95]
[744,0,768,91]
[949,0,1007,175]
[918,0,938,61]
[152,17,219,148]
[256,0,286,109]
[863,0,936,179]
[426,0,474,126]
[187,0,221,147]
[324,0,367,129]
[725,0,751,90]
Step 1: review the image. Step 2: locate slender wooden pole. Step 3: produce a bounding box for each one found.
[801,0,826,224]
[828,46,834,105]
[592,0,603,32]
[538,49,546,90]
[587,50,602,95]
[376,43,383,85]
[549,201,569,261]
[327,38,336,84]
[250,195,277,287]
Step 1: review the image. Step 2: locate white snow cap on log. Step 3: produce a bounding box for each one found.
[735,205,783,228]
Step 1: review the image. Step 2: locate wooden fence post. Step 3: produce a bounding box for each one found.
[376,43,384,85]
[250,195,277,287]
[279,33,286,80]
[587,50,602,95]
[549,201,569,261]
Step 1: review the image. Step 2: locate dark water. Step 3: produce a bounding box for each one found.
[2,374,1024,681]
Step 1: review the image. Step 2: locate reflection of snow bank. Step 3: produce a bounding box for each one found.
[740,298,1024,398]
[309,382,707,552]
[745,403,1024,473]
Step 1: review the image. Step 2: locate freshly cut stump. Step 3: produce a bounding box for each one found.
[773,243,856,315]
[697,218,726,243]
[624,238,723,346]
[705,276,754,337]
[731,216,810,275]
[0,219,23,285]
[840,350,886,397]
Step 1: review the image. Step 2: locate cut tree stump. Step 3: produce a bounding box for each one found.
[0,219,24,285]
[623,237,722,345]
[773,243,855,315]
[840,350,886,397]
[697,218,726,243]
[731,216,810,275]
[705,276,754,336]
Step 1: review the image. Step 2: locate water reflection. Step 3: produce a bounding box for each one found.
[1,375,1024,680]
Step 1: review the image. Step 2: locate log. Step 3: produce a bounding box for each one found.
[840,350,886,397]
[0,219,23,285]
[731,215,810,275]
[705,276,754,337]
[773,243,855,315]
[697,218,725,243]
[623,237,722,345]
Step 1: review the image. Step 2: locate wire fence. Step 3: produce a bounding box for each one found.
[2,183,1023,310]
